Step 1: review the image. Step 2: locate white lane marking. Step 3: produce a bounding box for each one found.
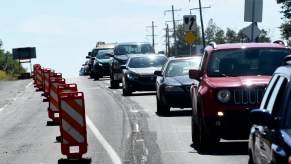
[135,124,139,133]
[26,81,34,88]
[86,115,122,164]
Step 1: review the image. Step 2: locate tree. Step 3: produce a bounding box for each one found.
[205,19,217,44]
[225,28,239,43]
[279,1,291,45]
[214,27,225,44]
[257,29,271,42]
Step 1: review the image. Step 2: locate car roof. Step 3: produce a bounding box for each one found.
[168,55,201,61]
[273,55,291,77]
[116,42,152,46]
[206,42,290,51]
[92,43,116,50]
[128,53,166,58]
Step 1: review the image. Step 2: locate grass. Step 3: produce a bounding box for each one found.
[0,70,18,80]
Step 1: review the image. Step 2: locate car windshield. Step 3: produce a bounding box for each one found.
[91,48,112,57]
[207,48,291,77]
[165,58,201,77]
[114,44,155,55]
[128,56,167,68]
[96,49,113,59]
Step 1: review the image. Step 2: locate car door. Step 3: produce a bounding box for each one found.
[253,74,288,163]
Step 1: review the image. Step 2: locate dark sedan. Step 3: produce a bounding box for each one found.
[121,54,167,96]
[155,56,201,115]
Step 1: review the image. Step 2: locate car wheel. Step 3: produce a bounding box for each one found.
[197,113,220,150]
[122,88,132,96]
[248,151,254,164]
[94,72,100,80]
[156,95,162,114]
[191,116,199,144]
[110,80,119,89]
[156,95,170,115]
[122,76,131,96]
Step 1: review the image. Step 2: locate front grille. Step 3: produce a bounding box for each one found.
[139,75,156,82]
[217,88,265,105]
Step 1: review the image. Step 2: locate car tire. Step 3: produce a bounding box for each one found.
[156,95,170,115]
[191,117,200,144]
[110,80,119,89]
[197,113,220,150]
[122,88,132,96]
[94,72,100,80]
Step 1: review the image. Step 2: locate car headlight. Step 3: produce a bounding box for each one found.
[165,86,183,92]
[127,73,139,79]
[217,89,231,103]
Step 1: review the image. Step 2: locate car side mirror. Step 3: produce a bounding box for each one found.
[249,109,273,127]
[82,64,85,66]
[86,56,90,59]
[154,70,162,76]
[88,52,92,56]
[189,69,201,81]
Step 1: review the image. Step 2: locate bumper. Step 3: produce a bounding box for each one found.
[95,65,110,76]
[161,92,191,108]
[126,79,156,91]
[204,109,252,140]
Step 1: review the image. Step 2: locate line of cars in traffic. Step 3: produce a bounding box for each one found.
[81,40,291,163]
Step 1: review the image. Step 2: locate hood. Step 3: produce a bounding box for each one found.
[205,76,271,88]
[164,76,195,86]
[114,55,128,62]
[129,67,161,75]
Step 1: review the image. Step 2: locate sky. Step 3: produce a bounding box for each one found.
[0,0,285,78]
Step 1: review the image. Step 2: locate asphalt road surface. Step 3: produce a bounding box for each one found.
[0,77,249,164]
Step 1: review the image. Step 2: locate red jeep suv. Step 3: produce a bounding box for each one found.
[189,41,291,148]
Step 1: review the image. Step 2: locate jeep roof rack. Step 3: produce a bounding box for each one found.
[273,40,288,47]
[209,41,217,49]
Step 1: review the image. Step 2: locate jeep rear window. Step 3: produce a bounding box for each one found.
[114,44,155,55]
[207,48,291,77]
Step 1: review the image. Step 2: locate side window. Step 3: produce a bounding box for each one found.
[200,51,208,73]
[265,76,288,115]
[260,74,278,109]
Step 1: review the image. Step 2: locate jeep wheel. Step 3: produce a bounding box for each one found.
[191,117,199,144]
[197,115,220,149]
[110,80,119,89]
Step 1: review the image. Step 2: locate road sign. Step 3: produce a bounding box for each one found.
[183,15,197,32]
[244,0,263,22]
[184,32,197,45]
[242,23,261,41]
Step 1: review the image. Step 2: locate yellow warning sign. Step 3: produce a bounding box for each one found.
[184,32,196,45]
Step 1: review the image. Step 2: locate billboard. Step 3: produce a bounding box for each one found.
[12,47,36,60]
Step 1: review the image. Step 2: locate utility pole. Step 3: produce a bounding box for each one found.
[190,5,210,48]
[146,21,157,51]
[164,5,181,56]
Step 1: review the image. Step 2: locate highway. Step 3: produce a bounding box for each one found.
[0,77,249,164]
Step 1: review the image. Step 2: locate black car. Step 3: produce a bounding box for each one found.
[87,42,116,79]
[155,56,201,115]
[248,55,291,164]
[92,49,113,80]
[109,42,155,88]
[121,54,167,96]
